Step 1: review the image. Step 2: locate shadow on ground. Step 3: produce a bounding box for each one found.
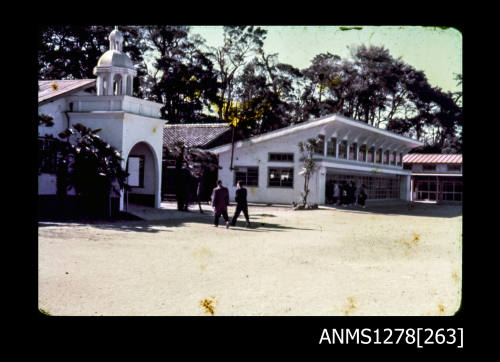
[38,210,313,233]
[323,202,462,218]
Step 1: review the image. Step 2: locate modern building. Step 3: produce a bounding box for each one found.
[208,114,423,205]
[402,153,462,203]
[38,27,165,216]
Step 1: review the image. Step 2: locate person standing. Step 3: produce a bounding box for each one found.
[231,181,251,227]
[358,184,367,208]
[349,180,357,206]
[333,181,340,205]
[211,180,230,228]
[340,180,348,206]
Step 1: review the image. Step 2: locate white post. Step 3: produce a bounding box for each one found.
[121,73,127,95]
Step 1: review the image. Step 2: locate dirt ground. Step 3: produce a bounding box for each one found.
[38,202,462,316]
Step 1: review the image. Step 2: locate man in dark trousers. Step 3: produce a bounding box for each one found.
[211,180,230,228]
[231,180,251,227]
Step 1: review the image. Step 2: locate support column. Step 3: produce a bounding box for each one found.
[106,72,114,95]
[346,140,350,160]
[96,75,104,95]
[121,73,127,95]
[335,139,339,158]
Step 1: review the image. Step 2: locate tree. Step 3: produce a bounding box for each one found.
[206,26,267,121]
[143,26,220,123]
[38,25,148,96]
[165,141,220,211]
[297,137,321,208]
[56,124,130,217]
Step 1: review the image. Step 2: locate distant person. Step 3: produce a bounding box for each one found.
[231,181,251,227]
[358,184,367,208]
[211,180,230,228]
[196,177,204,213]
[340,181,348,206]
[333,182,340,205]
[348,180,356,206]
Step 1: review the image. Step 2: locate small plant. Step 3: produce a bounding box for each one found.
[297,137,321,207]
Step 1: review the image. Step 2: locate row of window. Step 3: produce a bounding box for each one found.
[403,164,462,172]
[325,174,401,200]
[315,135,403,166]
[233,166,294,188]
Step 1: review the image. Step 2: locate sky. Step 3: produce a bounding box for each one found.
[189,25,462,94]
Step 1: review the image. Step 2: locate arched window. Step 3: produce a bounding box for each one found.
[113,74,122,95]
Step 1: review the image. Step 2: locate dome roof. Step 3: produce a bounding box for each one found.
[97,49,134,69]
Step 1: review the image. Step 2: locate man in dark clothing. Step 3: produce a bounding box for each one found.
[211,180,230,228]
[231,181,251,227]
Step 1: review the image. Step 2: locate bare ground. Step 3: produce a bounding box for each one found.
[38,202,462,316]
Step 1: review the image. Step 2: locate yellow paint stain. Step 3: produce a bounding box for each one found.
[51,82,59,91]
[200,296,218,316]
[342,296,357,316]
[412,232,420,244]
[152,126,157,133]
[192,247,213,257]
[452,271,460,283]
[437,303,446,315]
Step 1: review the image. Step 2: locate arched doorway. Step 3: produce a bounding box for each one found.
[125,141,159,208]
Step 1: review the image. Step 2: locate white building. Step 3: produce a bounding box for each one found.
[38,27,165,216]
[209,114,423,205]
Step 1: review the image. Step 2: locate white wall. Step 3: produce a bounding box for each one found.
[216,123,414,205]
[38,98,70,138]
[217,125,331,205]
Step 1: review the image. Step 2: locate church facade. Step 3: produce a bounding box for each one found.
[38,27,165,216]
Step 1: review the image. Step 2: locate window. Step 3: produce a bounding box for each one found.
[327,138,337,157]
[127,156,145,188]
[390,151,396,165]
[314,135,325,155]
[234,166,259,186]
[447,164,461,172]
[383,150,389,164]
[38,137,59,174]
[349,143,357,160]
[396,152,401,166]
[398,153,403,166]
[338,140,348,159]
[403,163,412,170]
[358,144,366,162]
[367,147,375,162]
[269,153,294,162]
[376,149,382,163]
[423,164,436,171]
[268,167,294,188]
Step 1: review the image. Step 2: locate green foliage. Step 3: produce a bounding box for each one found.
[55,124,129,215]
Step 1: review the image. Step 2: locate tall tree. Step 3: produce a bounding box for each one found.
[144,26,220,123]
[206,26,267,120]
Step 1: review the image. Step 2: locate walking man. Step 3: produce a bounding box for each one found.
[211,180,230,228]
[231,180,251,227]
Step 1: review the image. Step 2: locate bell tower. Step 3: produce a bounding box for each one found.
[93,26,137,96]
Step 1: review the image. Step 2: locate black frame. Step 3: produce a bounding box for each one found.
[268,167,294,188]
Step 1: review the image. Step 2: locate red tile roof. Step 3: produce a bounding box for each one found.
[402,153,462,164]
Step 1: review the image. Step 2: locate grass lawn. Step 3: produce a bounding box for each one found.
[38,202,462,316]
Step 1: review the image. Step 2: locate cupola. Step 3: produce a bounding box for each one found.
[93,26,137,96]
